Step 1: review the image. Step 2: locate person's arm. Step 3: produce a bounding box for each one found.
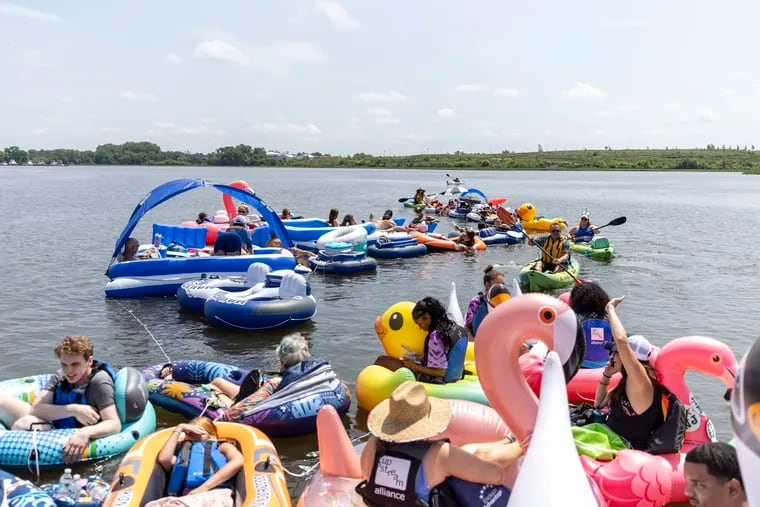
[402,359,445,379]
[554,241,570,264]
[568,225,578,238]
[157,427,182,471]
[461,438,524,469]
[605,297,654,413]
[188,442,244,494]
[437,442,504,486]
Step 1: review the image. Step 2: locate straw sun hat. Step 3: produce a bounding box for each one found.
[367,381,452,443]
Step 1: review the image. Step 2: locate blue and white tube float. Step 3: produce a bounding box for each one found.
[478,226,525,246]
[309,243,378,274]
[0,368,156,468]
[203,271,317,330]
[176,262,275,313]
[366,232,428,259]
[0,467,57,507]
[105,249,297,298]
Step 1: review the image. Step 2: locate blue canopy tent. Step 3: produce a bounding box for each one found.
[459,188,488,202]
[107,179,293,270]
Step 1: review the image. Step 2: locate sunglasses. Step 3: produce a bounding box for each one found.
[551,229,561,233]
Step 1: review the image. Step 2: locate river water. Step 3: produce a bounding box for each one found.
[1,166,758,497]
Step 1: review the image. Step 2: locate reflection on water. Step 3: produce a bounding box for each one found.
[2,166,760,497]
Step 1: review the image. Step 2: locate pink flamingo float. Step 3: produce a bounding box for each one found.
[180,180,254,245]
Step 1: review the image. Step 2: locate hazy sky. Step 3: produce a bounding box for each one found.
[2,0,759,155]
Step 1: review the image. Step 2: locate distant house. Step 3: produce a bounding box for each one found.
[266,150,295,161]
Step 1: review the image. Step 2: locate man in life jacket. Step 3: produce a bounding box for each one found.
[528,223,570,273]
[0,335,121,462]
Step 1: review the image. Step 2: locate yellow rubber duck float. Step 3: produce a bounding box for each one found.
[517,202,567,233]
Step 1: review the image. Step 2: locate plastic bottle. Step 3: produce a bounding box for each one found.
[59,468,74,493]
[72,474,87,491]
[153,233,162,248]
[86,479,110,502]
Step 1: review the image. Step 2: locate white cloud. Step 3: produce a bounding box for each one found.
[101,127,120,132]
[0,3,61,22]
[493,87,520,98]
[165,52,181,64]
[375,117,401,125]
[153,121,176,129]
[601,19,650,30]
[121,91,159,101]
[313,0,360,30]
[182,126,210,135]
[697,109,718,122]
[725,71,749,81]
[437,108,455,118]
[193,40,248,64]
[254,123,322,135]
[357,90,405,102]
[665,102,681,111]
[365,107,392,117]
[30,127,46,135]
[22,50,53,69]
[616,103,640,112]
[270,41,326,63]
[456,84,489,92]
[562,82,608,100]
[644,128,665,135]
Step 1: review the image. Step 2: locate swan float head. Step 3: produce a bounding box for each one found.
[373,301,427,360]
[475,293,578,441]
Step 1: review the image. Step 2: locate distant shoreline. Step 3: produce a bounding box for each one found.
[2,142,759,173]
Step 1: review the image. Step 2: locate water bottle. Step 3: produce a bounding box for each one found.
[153,233,162,248]
[59,468,73,493]
[86,478,110,502]
[72,474,87,491]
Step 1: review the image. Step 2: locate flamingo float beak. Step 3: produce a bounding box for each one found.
[722,362,739,402]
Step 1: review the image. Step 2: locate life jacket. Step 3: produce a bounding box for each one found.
[470,295,488,337]
[167,441,232,496]
[52,360,117,429]
[580,318,612,368]
[355,439,510,507]
[277,358,328,391]
[538,236,569,265]
[574,225,594,243]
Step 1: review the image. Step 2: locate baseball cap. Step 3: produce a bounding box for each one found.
[604,334,653,361]
[233,215,247,224]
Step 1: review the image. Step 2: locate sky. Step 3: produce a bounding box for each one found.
[1,0,759,155]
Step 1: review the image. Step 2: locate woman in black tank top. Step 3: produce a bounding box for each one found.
[594,296,661,450]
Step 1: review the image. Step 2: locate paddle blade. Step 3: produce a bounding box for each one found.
[398,197,411,203]
[605,216,626,227]
[496,206,515,226]
[488,197,507,206]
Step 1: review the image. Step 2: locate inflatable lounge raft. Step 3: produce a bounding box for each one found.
[519,259,581,292]
[143,359,351,437]
[102,423,290,507]
[309,243,377,274]
[569,237,616,261]
[203,271,317,330]
[0,467,57,507]
[176,262,278,313]
[366,232,427,258]
[0,367,156,468]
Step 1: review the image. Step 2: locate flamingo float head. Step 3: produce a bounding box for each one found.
[475,293,577,441]
[654,336,738,401]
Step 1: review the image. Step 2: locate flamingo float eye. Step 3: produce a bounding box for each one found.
[711,354,721,363]
[538,307,556,324]
[389,312,404,331]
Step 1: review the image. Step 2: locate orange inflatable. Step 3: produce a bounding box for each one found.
[410,231,486,252]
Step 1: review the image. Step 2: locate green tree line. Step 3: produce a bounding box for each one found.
[2,142,760,173]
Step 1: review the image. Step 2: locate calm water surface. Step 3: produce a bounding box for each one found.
[1,166,759,496]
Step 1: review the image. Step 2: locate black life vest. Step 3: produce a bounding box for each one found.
[52,360,117,429]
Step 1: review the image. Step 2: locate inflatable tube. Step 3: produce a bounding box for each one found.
[309,247,377,274]
[519,259,581,292]
[203,271,317,330]
[315,225,368,250]
[478,227,524,246]
[365,233,427,258]
[298,398,510,506]
[105,250,297,298]
[102,423,290,507]
[0,468,57,507]
[509,352,599,506]
[0,368,156,467]
[143,360,351,437]
[411,231,486,252]
[732,336,760,507]
[175,262,272,313]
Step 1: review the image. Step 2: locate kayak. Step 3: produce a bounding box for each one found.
[569,237,616,261]
[519,258,581,292]
[402,200,427,210]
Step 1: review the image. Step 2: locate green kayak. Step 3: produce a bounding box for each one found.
[402,200,426,210]
[570,237,616,261]
[519,258,581,292]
